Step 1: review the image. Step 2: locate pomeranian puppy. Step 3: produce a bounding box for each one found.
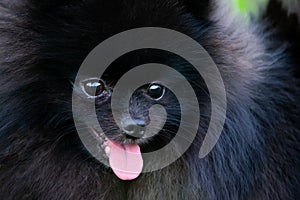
[0,0,299,199]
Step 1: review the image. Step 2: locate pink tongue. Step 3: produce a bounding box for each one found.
[107,140,143,180]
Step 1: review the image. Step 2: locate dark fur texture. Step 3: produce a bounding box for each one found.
[0,0,299,199]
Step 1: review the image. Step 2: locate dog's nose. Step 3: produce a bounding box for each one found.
[123,120,146,139]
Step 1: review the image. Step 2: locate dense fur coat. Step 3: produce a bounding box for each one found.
[0,0,299,199]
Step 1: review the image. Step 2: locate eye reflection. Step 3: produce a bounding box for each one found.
[146,83,165,100]
[81,78,105,98]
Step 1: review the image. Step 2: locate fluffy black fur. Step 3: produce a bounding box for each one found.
[0,0,299,199]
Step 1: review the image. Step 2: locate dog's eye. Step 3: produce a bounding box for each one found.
[146,83,165,100]
[81,78,105,98]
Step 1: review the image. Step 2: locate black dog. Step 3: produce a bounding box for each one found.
[0,0,299,199]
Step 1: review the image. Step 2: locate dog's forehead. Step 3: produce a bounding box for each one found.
[20,1,210,78]
[25,0,208,31]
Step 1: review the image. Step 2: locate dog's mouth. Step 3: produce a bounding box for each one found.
[91,129,143,181]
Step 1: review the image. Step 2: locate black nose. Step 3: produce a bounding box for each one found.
[123,120,146,139]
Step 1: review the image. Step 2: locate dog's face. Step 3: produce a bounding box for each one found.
[14,0,211,180]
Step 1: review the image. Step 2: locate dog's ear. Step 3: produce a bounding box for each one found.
[261,0,300,78]
[179,0,210,19]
